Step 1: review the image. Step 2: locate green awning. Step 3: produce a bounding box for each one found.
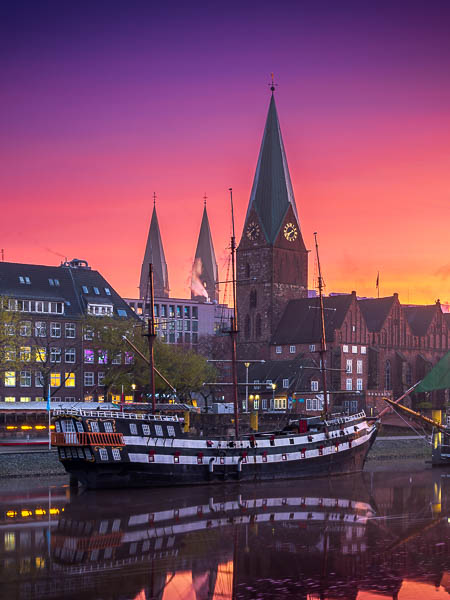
[414,351,450,393]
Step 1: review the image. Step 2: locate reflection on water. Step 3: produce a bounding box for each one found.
[1,470,450,599]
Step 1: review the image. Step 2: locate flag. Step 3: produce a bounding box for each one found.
[46,384,51,411]
[414,351,450,393]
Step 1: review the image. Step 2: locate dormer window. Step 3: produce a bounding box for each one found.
[82,286,89,294]
[19,276,31,285]
[104,287,111,296]
[87,303,113,316]
[49,278,60,287]
[93,287,100,295]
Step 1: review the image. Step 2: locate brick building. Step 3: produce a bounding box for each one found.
[0,259,136,405]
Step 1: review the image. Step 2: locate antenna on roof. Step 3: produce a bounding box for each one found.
[268,73,278,94]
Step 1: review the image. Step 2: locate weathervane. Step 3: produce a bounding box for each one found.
[268,72,278,93]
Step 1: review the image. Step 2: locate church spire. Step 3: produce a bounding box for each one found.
[139,197,169,299]
[191,198,219,302]
[245,92,300,244]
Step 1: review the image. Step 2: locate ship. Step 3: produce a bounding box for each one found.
[51,223,378,489]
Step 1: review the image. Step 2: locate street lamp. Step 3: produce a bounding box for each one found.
[244,362,250,412]
[271,383,276,410]
[131,383,136,403]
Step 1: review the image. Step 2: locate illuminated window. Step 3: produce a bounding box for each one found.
[5,347,15,361]
[125,352,134,364]
[5,371,16,387]
[98,350,108,364]
[84,349,94,363]
[20,396,31,402]
[5,396,16,402]
[4,532,15,551]
[20,371,31,387]
[35,348,46,362]
[65,373,76,387]
[20,346,31,361]
[65,348,76,363]
[84,372,94,386]
[51,373,61,387]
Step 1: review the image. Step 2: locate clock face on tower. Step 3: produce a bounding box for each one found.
[246,221,260,241]
[283,222,298,242]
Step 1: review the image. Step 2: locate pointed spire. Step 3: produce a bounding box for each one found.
[245,93,300,244]
[139,198,169,299]
[191,200,218,302]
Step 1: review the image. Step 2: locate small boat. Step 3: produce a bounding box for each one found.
[51,210,378,489]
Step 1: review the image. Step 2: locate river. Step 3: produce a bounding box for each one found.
[1,467,450,599]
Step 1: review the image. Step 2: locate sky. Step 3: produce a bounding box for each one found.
[1,0,449,308]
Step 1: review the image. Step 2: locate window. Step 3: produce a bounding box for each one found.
[35,348,46,362]
[253,379,260,390]
[20,346,31,362]
[82,285,89,293]
[19,275,31,284]
[343,345,349,353]
[104,422,113,433]
[20,321,31,336]
[289,345,296,354]
[346,359,353,374]
[112,448,121,461]
[274,398,287,410]
[84,372,95,386]
[346,378,353,391]
[192,306,198,319]
[117,309,127,317]
[311,380,319,392]
[283,378,289,389]
[275,346,282,354]
[65,396,75,403]
[244,314,250,339]
[93,287,100,295]
[65,348,76,363]
[83,327,93,340]
[65,323,76,338]
[167,425,176,437]
[357,360,363,374]
[35,321,46,337]
[250,289,257,308]
[352,345,357,354]
[4,346,15,361]
[65,373,75,387]
[130,423,138,435]
[306,398,323,411]
[99,448,108,461]
[4,397,15,402]
[309,344,315,352]
[262,398,267,410]
[155,424,163,436]
[84,349,94,363]
[5,371,16,387]
[112,353,121,365]
[361,346,367,354]
[385,360,391,390]
[88,304,113,316]
[142,424,150,436]
[20,371,31,387]
[254,398,259,410]
[104,287,111,296]
[356,378,363,391]
[255,314,262,338]
[125,352,134,364]
[184,306,190,318]
[50,347,61,363]
[161,305,167,318]
[98,350,108,364]
[176,306,182,318]
[48,278,55,286]
[265,379,272,389]
[35,372,44,387]
[20,396,31,403]
[50,373,61,387]
[98,372,105,386]
[50,322,61,338]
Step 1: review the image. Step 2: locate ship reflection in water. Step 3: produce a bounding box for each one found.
[2,472,450,599]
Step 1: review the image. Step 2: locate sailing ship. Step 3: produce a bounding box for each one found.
[51,211,377,489]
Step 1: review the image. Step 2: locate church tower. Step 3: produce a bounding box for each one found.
[139,197,169,299]
[236,89,308,358]
[191,198,219,303]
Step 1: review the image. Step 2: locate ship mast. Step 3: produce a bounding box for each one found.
[314,232,328,417]
[229,188,240,439]
[145,263,157,411]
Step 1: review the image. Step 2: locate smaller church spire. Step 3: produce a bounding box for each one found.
[191,199,219,303]
[139,197,169,299]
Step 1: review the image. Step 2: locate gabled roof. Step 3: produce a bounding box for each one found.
[403,305,438,336]
[239,356,318,393]
[191,204,218,302]
[245,94,300,244]
[358,296,396,332]
[272,295,354,345]
[0,260,135,319]
[139,205,169,299]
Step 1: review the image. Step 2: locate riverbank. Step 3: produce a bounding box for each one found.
[0,437,433,480]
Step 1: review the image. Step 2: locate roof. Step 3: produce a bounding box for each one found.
[403,305,437,336]
[0,260,136,319]
[239,356,318,393]
[139,204,169,299]
[272,294,354,345]
[245,94,300,244]
[191,205,218,302]
[358,296,396,332]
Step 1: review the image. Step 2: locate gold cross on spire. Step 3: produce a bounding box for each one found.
[269,72,278,93]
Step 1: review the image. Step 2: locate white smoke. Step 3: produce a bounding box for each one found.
[191,257,209,300]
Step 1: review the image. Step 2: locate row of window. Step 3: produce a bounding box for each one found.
[346,359,363,374]
[4,347,76,363]
[310,378,363,392]
[3,372,76,388]
[5,321,76,338]
[7,300,65,315]
[343,345,367,354]
[275,345,297,354]
[159,332,199,344]
[2,396,75,402]
[129,303,199,320]
[83,349,133,365]
[82,285,111,296]
[252,378,290,390]
[156,319,199,332]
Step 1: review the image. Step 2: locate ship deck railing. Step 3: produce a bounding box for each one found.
[52,408,179,422]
